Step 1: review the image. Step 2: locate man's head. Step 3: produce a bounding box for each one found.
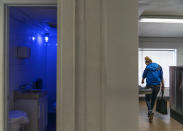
[145,56,152,65]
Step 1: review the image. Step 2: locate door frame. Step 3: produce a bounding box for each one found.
[0,0,76,131]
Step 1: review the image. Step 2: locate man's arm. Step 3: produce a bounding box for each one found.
[141,68,147,84]
[141,78,145,84]
[161,79,165,90]
[160,66,164,90]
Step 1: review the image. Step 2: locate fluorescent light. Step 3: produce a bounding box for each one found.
[139,18,183,23]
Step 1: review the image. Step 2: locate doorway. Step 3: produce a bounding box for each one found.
[138,1,183,130]
[0,0,76,130]
[6,5,57,131]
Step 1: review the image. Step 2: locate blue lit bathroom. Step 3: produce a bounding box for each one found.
[8,6,57,131]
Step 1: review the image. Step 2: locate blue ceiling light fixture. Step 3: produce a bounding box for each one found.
[32,36,36,41]
[45,37,49,42]
[44,33,49,43]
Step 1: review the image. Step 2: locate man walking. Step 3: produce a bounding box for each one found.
[141,56,164,122]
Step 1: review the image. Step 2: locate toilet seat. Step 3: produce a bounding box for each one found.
[8,111,29,131]
[9,111,29,124]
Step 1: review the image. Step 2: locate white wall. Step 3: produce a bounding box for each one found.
[75,0,138,130]
[139,37,183,66]
[103,0,138,131]
[0,1,5,130]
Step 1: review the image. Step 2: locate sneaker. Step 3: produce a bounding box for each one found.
[147,111,152,117]
[148,112,154,123]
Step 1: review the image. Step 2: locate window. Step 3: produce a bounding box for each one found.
[138,49,177,88]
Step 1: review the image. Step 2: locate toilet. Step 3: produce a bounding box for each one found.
[8,111,29,131]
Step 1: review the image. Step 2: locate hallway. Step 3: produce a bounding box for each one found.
[139,101,183,131]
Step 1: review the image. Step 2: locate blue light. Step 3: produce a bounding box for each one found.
[45,36,49,43]
[32,36,36,41]
[44,33,49,43]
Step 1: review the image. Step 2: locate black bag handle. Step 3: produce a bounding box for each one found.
[161,89,164,98]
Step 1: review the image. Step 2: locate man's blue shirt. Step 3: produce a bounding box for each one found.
[143,63,163,86]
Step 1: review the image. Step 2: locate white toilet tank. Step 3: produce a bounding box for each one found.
[8,111,29,131]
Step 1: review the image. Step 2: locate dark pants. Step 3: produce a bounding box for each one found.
[145,86,160,112]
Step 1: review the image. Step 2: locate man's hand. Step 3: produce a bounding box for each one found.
[141,79,144,84]
[161,80,165,90]
[161,84,165,90]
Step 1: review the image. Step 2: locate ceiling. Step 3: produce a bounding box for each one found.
[139,0,183,37]
[10,6,57,29]
[9,3,183,37]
